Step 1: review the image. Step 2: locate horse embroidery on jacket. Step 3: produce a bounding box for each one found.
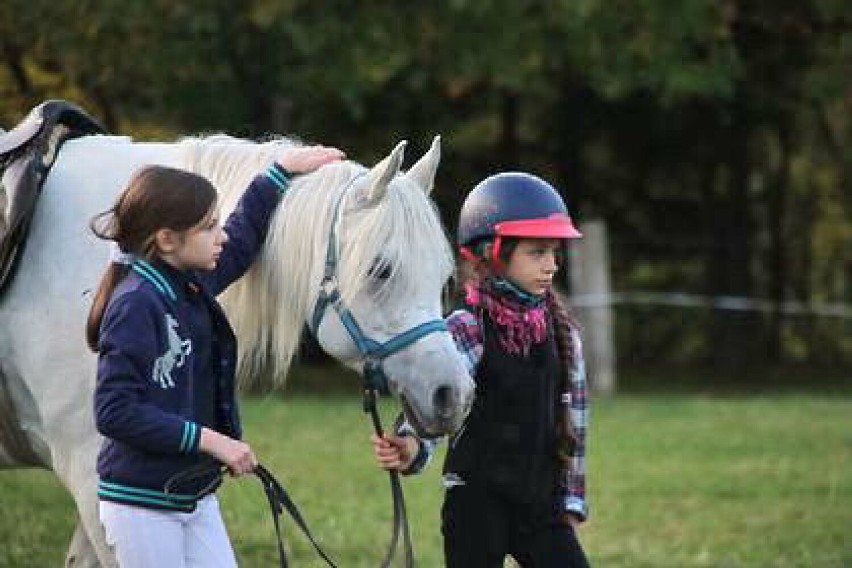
[151,314,192,389]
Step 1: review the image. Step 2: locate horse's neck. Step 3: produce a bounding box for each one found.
[178,138,284,217]
[213,162,361,388]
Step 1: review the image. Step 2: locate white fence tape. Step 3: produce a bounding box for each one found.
[570,292,852,319]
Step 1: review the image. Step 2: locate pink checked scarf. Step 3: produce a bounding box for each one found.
[464,280,548,356]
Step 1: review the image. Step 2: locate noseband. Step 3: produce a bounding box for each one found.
[309,172,449,395]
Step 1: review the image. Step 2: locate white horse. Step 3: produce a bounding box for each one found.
[0,133,474,566]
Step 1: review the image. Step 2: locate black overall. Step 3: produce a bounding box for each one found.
[441,311,590,567]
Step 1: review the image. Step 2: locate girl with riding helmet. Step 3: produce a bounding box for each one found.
[87,145,344,568]
[373,172,591,567]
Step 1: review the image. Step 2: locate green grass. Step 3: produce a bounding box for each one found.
[1,390,850,567]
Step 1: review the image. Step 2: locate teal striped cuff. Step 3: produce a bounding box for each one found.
[179,421,200,453]
[265,163,292,194]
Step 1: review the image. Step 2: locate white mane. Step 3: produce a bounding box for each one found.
[178,135,454,388]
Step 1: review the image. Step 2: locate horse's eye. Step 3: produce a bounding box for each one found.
[369,261,392,280]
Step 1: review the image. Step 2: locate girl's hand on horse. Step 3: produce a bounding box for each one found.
[277,145,346,175]
[371,433,419,472]
[199,427,258,476]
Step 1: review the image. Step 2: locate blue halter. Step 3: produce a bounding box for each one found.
[309,173,449,395]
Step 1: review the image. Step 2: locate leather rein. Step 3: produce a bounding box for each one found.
[166,402,411,568]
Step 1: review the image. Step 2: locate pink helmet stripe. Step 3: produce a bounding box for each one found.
[494,213,582,239]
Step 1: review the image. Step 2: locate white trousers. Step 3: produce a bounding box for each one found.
[99,495,238,568]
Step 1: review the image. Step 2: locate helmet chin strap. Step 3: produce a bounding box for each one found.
[460,238,507,273]
[490,235,504,267]
[459,246,479,263]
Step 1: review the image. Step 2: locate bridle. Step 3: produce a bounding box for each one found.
[306,171,448,567]
[309,171,449,395]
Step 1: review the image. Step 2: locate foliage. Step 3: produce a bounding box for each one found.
[2,1,851,370]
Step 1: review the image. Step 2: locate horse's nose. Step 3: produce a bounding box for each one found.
[432,384,457,420]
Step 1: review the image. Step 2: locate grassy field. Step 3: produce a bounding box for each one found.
[1,385,850,567]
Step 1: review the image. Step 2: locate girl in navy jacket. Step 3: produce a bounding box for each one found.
[87,145,343,568]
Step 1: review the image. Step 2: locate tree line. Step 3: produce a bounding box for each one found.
[2,0,850,372]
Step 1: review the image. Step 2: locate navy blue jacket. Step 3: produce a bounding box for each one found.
[94,165,288,512]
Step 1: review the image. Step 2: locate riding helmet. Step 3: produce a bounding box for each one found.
[457,172,581,261]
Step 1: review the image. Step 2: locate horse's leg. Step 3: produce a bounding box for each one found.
[66,519,101,568]
[53,442,117,568]
[63,495,115,568]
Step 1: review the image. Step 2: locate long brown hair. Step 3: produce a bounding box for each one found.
[85,165,217,352]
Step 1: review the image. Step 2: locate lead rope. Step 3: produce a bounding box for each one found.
[363,388,416,568]
[163,398,415,568]
[253,464,339,568]
[164,461,338,568]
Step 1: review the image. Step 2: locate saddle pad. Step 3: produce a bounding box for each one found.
[0,100,106,292]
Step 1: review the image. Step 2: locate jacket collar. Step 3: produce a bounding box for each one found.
[131,258,198,303]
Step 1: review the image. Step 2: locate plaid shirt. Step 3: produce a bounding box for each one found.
[404,307,589,521]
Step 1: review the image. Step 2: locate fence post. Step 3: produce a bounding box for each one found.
[569,219,616,396]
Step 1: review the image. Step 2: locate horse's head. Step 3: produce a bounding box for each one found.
[306,137,474,436]
[192,135,474,437]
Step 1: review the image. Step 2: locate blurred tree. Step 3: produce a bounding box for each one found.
[1,0,850,371]
[542,0,852,368]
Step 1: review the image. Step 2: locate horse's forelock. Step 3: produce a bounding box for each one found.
[338,174,454,306]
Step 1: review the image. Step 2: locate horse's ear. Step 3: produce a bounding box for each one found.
[363,140,407,205]
[405,135,441,195]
